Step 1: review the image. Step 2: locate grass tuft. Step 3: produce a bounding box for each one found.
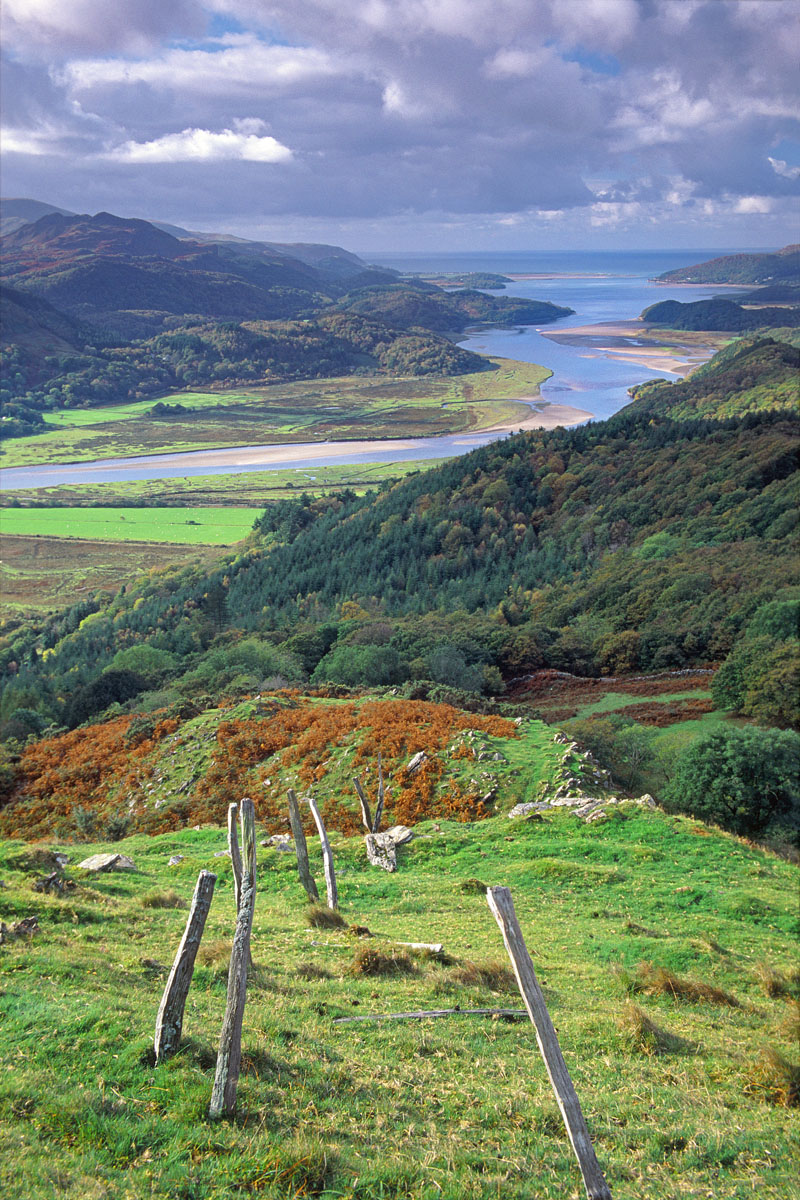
[450,959,517,993]
[754,961,800,999]
[459,877,488,894]
[139,889,187,909]
[307,904,348,930]
[348,945,416,977]
[294,962,333,981]
[197,938,231,967]
[617,1000,696,1055]
[636,962,740,1007]
[745,1046,800,1107]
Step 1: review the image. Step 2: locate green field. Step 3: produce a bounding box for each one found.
[1,508,262,545]
[0,805,796,1200]
[1,359,551,469]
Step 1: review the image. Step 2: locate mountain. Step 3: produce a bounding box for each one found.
[0,197,77,237]
[655,244,800,285]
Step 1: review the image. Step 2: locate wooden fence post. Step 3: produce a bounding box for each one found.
[353,777,373,834]
[486,886,612,1200]
[209,799,256,1119]
[153,869,216,1062]
[287,788,319,902]
[227,801,243,911]
[307,794,338,910]
[372,751,385,834]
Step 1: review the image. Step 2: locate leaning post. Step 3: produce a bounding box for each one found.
[154,869,216,1062]
[227,801,243,911]
[306,794,338,910]
[209,799,256,1119]
[486,886,612,1200]
[287,788,319,902]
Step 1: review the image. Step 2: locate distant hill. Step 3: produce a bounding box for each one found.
[334,282,573,332]
[640,296,800,331]
[655,244,800,285]
[0,197,77,237]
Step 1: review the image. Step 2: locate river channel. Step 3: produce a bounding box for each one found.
[0,251,737,491]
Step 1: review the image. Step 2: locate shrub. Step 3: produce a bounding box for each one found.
[663,726,800,838]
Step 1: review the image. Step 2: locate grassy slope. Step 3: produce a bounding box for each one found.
[0,807,797,1200]
[1,359,551,469]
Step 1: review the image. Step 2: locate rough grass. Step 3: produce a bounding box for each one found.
[617,1001,696,1056]
[138,888,187,909]
[632,963,741,1007]
[0,805,797,1200]
[348,944,416,977]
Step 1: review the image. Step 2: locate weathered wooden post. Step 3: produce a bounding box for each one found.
[153,869,216,1062]
[353,777,373,834]
[353,752,385,835]
[373,751,385,834]
[486,886,612,1200]
[306,794,338,910]
[287,788,319,902]
[209,799,256,1119]
[227,801,243,911]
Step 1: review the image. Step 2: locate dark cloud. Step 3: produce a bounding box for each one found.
[1,0,798,246]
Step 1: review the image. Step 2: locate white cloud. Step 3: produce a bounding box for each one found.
[108,123,293,163]
[769,156,800,181]
[733,195,773,215]
[62,38,337,96]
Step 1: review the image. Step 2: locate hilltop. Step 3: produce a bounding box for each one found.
[655,244,800,286]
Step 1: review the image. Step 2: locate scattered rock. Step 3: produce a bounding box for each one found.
[365,832,398,872]
[167,855,184,867]
[508,801,551,818]
[213,850,230,858]
[384,825,413,845]
[406,751,427,775]
[78,853,136,873]
[32,871,73,895]
[0,916,40,944]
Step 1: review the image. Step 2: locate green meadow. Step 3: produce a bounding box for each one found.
[0,508,263,545]
[0,805,797,1200]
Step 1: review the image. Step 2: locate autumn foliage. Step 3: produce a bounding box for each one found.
[0,698,517,840]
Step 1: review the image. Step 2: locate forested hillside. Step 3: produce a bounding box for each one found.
[641,296,800,331]
[2,336,797,751]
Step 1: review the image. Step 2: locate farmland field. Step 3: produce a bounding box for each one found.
[0,535,223,613]
[0,359,550,469]
[0,507,263,545]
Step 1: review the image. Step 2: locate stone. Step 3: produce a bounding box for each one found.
[384,825,413,845]
[78,853,136,872]
[167,855,184,866]
[508,801,551,818]
[406,751,427,775]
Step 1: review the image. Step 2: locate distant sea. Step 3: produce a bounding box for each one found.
[365,249,762,420]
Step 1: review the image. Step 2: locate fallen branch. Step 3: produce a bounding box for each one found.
[333,1007,528,1024]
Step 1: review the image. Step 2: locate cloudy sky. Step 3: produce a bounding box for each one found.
[2,0,798,252]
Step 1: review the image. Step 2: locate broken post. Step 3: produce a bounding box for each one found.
[227,801,243,911]
[209,799,256,1119]
[287,788,319,902]
[154,869,216,1063]
[486,886,612,1200]
[306,794,338,910]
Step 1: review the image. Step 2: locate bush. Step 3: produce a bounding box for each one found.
[663,726,800,838]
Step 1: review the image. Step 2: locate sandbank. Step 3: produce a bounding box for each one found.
[542,320,725,377]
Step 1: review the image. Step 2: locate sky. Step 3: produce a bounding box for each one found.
[1,0,799,253]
